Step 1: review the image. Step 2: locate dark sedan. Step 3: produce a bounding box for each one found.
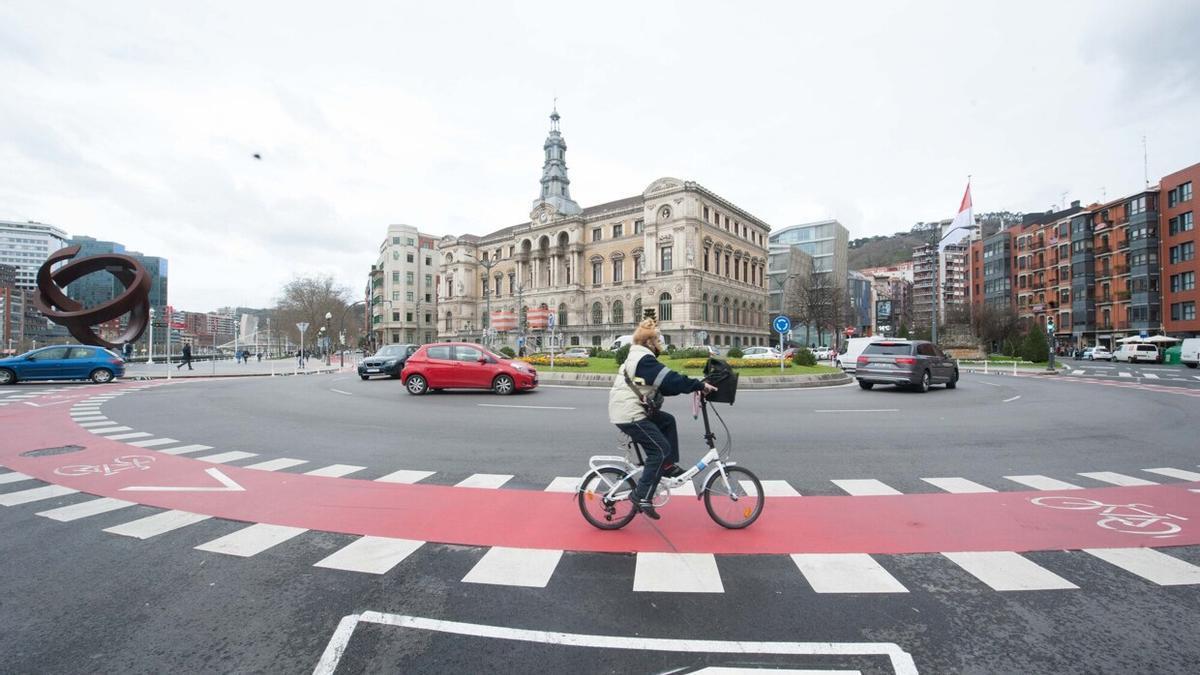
[357,344,418,380]
[855,340,958,392]
[0,345,126,385]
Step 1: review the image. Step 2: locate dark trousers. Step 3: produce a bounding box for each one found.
[177,355,192,370]
[616,411,680,502]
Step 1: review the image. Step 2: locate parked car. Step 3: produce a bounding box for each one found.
[855,340,958,392]
[1182,338,1199,369]
[0,345,125,385]
[837,336,886,373]
[683,344,721,357]
[812,346,834,360]
[1088,346,1113,361]
[562,348,591,359]
[1074,347,1094,360]
[357,344,418,380]
[401,342,537,395]
[1113,343,1161,364]
[740,346,782,360]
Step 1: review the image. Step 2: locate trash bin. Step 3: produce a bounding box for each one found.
[1164,345,1182,365]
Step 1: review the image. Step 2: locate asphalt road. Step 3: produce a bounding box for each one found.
[2,372,1199,673]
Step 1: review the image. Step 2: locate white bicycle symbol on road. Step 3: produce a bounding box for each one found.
[1031,495,1187,538]
[54,455,156,477]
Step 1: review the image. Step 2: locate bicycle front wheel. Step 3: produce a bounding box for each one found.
[578,467,638,530]
[703,465,764,529]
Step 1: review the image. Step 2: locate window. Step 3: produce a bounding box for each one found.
[392,251,399,260]
[633,255,642,280]
[392,271,400,283]
[612,259,623,282]
[392,291,400,301]
[591,302,603,325]
[592,228,602,242]
[725,254,731,276]
[633,297,642,321]
[481,277,489,296]
[660,246,673,272]
[592,260,603,285]
[1171,302,1196,322]
[454,346,482,362]
[406,271,414,285]
[406,253,414,263]
[612,223,623,238]
[444,312,452,331]
[1170,242,1196,264]
[424,313,431,324]
[427,346,451,360]
[634,219,644,234]
[1170,182,1194,207]
[392,236,401,245]
[658,292,672,321]
[67,347,92,359]
[713,252,720,275]
[1169,212,1194,236]
[392,311,400,322]
[406,312,413,322]
[558,303,568,327]
[425,257,432,266]
[612,300,623,324]
[425,274,432,287]
[703,206,710,221]
[703,248,710,272]
[406,237,415,246]
[406,291,414,301]
[1171,272,1196,292]
[1126,196,1147,217]
[702,294,709,321]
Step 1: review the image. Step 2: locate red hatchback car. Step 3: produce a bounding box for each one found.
[401,342,538,395]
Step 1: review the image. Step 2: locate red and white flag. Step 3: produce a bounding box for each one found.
[941,182,973,251]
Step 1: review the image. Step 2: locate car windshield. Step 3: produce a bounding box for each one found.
[864,343,914,356]
[375,346,405,357]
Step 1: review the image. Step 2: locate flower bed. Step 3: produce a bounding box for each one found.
[677,358,793,369]
[518,356,590,367]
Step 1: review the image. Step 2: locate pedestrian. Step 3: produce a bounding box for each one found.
[176,343,193,370]
[256,351,262,363]
[608,318,716,520]
[296,348,304,368]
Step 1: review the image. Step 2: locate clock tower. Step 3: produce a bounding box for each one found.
[530,105,582,219]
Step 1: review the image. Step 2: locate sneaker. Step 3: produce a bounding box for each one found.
[661,464,684,478]
[633,499,661,520]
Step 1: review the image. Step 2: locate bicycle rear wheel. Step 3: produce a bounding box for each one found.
[703,465,764,529]
[578,467,638,530]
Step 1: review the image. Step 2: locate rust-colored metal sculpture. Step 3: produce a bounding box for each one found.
[33,246,152,349]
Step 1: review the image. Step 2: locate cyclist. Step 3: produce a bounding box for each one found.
[608,317,715,520]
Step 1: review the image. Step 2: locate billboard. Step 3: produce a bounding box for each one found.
[875,299,892,321]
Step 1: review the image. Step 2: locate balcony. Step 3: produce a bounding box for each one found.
[1094,244,1112,255]
[1117,240,1130,250]
[1116,290,1131,301]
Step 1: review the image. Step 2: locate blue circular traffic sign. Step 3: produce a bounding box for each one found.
[773,315,791,334]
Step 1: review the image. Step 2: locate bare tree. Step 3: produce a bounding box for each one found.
[272,275,353,350]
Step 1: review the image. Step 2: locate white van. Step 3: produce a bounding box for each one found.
[837,336,886,372]
[1113,342,1160,363]
[1181,338,1199,369]
[608,335,633,351]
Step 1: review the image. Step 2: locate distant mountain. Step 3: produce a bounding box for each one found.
[848,231,930,269]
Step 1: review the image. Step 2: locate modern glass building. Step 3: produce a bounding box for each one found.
[769,220,849,283]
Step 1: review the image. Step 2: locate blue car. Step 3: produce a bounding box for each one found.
[0,345,126,385]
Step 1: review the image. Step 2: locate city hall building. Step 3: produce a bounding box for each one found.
[436,110,772,350]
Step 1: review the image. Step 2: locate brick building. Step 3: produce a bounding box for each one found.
[1162,163,1198,336]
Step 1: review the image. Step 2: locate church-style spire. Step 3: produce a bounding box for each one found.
[532,105,581,217]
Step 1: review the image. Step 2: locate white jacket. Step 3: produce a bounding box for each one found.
[607,344,659,424]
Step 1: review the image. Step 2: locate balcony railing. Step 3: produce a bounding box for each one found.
[1116,290,1131,300]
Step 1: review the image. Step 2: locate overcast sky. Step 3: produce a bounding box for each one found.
[3,1,1198,311]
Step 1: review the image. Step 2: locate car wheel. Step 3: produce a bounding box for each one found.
[916,370,930,393]
[858,381,874,390]
[405,374,428,395]
[946,369,958,389]
[89,368,114,384]
[493,374,515,395]
[360,375,369,380]
[0,368,15,385]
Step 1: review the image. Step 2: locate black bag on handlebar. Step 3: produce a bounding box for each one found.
[703,357,738,405]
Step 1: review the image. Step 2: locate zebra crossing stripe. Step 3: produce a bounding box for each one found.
[195,523,308,557]
[375,469,436,484]
[1144,373,1160,379]
[1086,548,1200,586]
[37,497,136,522]
[1005,475,1083,490]
[1078,471,1158,487]
[634,552,724,593]
[90,426,134,435]
[543,476,580,492]
[77,421,117,428]
[462,546,563,588]
[455,473,514,489]
[942,551,1078,591]
[757,480,801,496]
[0,485,79,506]
[245,458,309,472]
[71,416,108,422]
[196,451,258,464]
[157,444,213,455]
[305,464,366,478]
[127,438,179,448]
[0,471,33,485]
[105,432,153,441]
[1142,467,1200,482]
[1118,372,1133,378]
[791,553,908,593]
[922,477,996,493]
[104,510,211,539]
[831,479,902,496]
[313,536,424,574]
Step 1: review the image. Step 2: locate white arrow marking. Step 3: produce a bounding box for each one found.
[120,467,245,493]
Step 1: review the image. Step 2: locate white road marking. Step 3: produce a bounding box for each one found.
[127,438,179,448]
[77,420,117,428]
[1002,396,1021,403]
[37,497,135,521]
[757,480,801,496]
[977,380,1002,386]
[314,536,424,574]
[195,450,258,464]
[0,484,79,506]
[0,471,33,485]
[1143,373,1160,379]
[375,469,436,484]
[815,409,899,413]
[245,457,310,472]
[943,551,1078,591]
[1143,467,1200,482]
[157,444,213,455]
[1086,548,1200,586]
[104,510,211,539]
[462,547,564,588]
[69,409,101,416]
[1005,475,1083,490]
[831,479,902,496]
[791,553,908,593]
[543,476,580,492]
[921,477,996,493]
[329,388,353,396]
[1078,471,1158,487]
[195,523,308,557]
[105,432,153,441]
[1072,370,1086,375]
[71,416,108,422]
[1118,371,1133,378]
[455,473,514,489]
[305,464,366,478]
[476,404,576,410]
[121,467,244,493]
[634,552,724,593]
[90,426,134,435]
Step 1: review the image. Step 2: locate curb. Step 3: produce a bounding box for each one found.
[124,368,343,381]
[537,371,852,389]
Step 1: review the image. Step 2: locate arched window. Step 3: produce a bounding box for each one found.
[612,300,624,324]
[733,303,740,325]
[701,293,709,322]
[723,298,730,324]
[659,292,673,321]
[592,302,603,325]
[712,295,720,324]
[557,303,568,327]
[633,297,643,322]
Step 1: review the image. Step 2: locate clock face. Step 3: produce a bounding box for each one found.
[539,212,548,223]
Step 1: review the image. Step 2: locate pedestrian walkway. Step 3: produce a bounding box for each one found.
[121,357,345,379]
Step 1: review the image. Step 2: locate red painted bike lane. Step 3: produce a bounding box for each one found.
[3,383,1199,555]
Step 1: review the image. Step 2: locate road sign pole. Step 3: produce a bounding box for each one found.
[772,315,792,373]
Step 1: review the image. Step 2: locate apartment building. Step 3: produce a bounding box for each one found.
[1162,163,1198,336]
[369,224,439,347]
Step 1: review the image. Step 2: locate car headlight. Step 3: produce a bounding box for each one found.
[383,359,398,366]
[512,363,529,372]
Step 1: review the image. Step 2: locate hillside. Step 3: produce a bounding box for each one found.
[848,231,930,269]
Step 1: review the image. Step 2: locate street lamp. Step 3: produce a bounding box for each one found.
[146,307,155,364]
[324,311,332,365]
[339,301,365,367]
